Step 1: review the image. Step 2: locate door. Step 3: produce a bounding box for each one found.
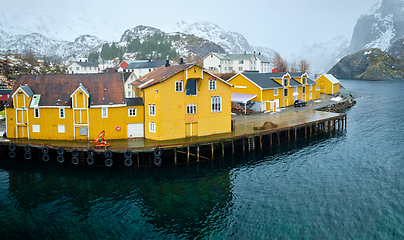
[127,123,143,138]
[185,123,198,137]
[74,126,88,140]
[17,126,28,139]
[284,99,288,107]
[16,109,27,124]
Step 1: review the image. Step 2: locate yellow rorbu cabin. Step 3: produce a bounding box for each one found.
[6,73,144,140]
[315,74,340,95]
[132,61,232,141]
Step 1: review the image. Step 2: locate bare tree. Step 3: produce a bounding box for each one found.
[271,51,288,72]
[299,59,310,73]
[289,61,298,72]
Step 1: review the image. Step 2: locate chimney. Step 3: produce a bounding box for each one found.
[165,59,170,67]
[179,57,184,64]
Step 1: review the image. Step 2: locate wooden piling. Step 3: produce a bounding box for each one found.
[187,146,190,163]
[222,142,225,157]
[197,146,200,162]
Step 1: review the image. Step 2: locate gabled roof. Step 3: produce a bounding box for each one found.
[203,52,228,60]
[262,72,289,79]
[289,72,307,78]
[290,78,303,87]
[73,61,97,67]
[307,78,317,85]
[227,54,255,60]
[0,89,11,94]
[126,97,144,106]
[322,74,340,84]
[256,54,270,62]
[6,73,126,108]
[241,72,284,89]
[126,60,166,70]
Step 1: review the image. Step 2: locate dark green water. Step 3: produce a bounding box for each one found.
[1,80,404,239]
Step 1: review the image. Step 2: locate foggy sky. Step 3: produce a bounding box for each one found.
[5,0,381,54]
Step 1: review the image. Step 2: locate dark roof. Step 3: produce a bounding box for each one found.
[290,78,303,87]
[307,78,317,85]
[103,68,118,74]
[75,61,97,67]
[241,72,284,89]
[133,64,194,89]
[289,72,306,78]
[263,72,289,79]
[126,60,166,70]
[126,97,144,106]
[0,89,11,94]
[123,72,132,81]
[6,73,126,108]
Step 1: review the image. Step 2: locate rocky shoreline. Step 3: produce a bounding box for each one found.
[317,98,356,113]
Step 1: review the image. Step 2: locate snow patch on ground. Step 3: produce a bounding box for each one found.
[331,97,342,102]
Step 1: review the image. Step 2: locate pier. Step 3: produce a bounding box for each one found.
[0,98,350,167]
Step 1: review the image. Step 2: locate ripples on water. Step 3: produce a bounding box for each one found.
[1,80,404,239]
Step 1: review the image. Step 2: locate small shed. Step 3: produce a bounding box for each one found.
[315,74,340,95]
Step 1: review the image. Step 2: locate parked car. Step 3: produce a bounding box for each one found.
[294,100,307,107]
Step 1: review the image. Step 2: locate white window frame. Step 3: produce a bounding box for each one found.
[294,87,297,93]
[238,67,243,71]
[310,85,312,91]
[186,104,197,114]
[32,125,40,133]
[149,122,156,133]
[149,104,155,116]
[209,79,216,91]
[58,125,65,133]
[175,81,183,92]
[309,93,312,99]
[34,108,39,118]
[128,107,137,116]
[274,88,278,96]
[59,108,65,119]
[102,107,108,118]
[211,96,222,113]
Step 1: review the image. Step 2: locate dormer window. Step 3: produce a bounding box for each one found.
[283,78,289,86]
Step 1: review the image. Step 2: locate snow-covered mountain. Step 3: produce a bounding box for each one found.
[349,0,404,53]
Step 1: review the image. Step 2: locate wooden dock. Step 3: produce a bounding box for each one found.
[0,102,348,167]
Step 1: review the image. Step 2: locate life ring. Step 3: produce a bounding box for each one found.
[9,144,16,151]
[24,152,32,160]
[42,154,50,162]
[153,148,162,157]
[24,145,31,153]
[9,151,16,158]
[124,150,132,158]
[57,147,64,155]
[87,149,95,157]
[57,155,65,163]
[41,146,49,154]
[72,149,79,157]
[105,159,113,167]
[71,157,79,165]
[153,156,162,167]
[86,157,94,165]
[115,126,121,132]
[124,158,132,167]
[104,150,113,159]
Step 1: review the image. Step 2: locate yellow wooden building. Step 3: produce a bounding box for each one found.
[132,62,232,141]
[6,73,144,140]
[315,74,340,95]
[228,72,319,111]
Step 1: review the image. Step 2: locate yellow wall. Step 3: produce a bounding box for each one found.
[228,74,261,102]
[315,75,340,95]
[144,65,231,141]
[6,106,144,140]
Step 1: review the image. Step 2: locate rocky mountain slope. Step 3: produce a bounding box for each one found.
[328,47,404,80]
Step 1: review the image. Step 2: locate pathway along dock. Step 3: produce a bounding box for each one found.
[0,99,350,168]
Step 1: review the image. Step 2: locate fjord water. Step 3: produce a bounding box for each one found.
[1,80,404,239]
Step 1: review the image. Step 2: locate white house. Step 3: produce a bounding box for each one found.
[67,61,98,74]
[203,52,272,74]
[118,60,166,78]
[123,72,138,98]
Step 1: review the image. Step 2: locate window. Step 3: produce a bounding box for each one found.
[32,125,40,133]
[225,67,227,71]
[310,85,312,91]
[58,125,65,133]
[186,104,197,114]
[84,67,86,70]
[128,91,132,97]
[149,104,155,116]
[186,79,197,96]
[239,67,243,71]
[208,67,215,71]
[128,107,137,116]
[239,60,244,64]
[149,122,156,133]
[229,67,233,71]
[175,81,183,92]
[303,86,306,94]
[211,96,222,113]
[284,88,288,97]
[59,108,65,118]
[209,79,216,91]
[229,60,233,64]
[89,67,92,70]
[294,87,297,93]
[303,78,307,84]
[69,67,72,70]
[102,107,108,118]
[34,108,39,118]
[309,93,312,99]
[149,69,152,72]
[283,78,288,86]
[274,88,278,96]
[76,67,79,70]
